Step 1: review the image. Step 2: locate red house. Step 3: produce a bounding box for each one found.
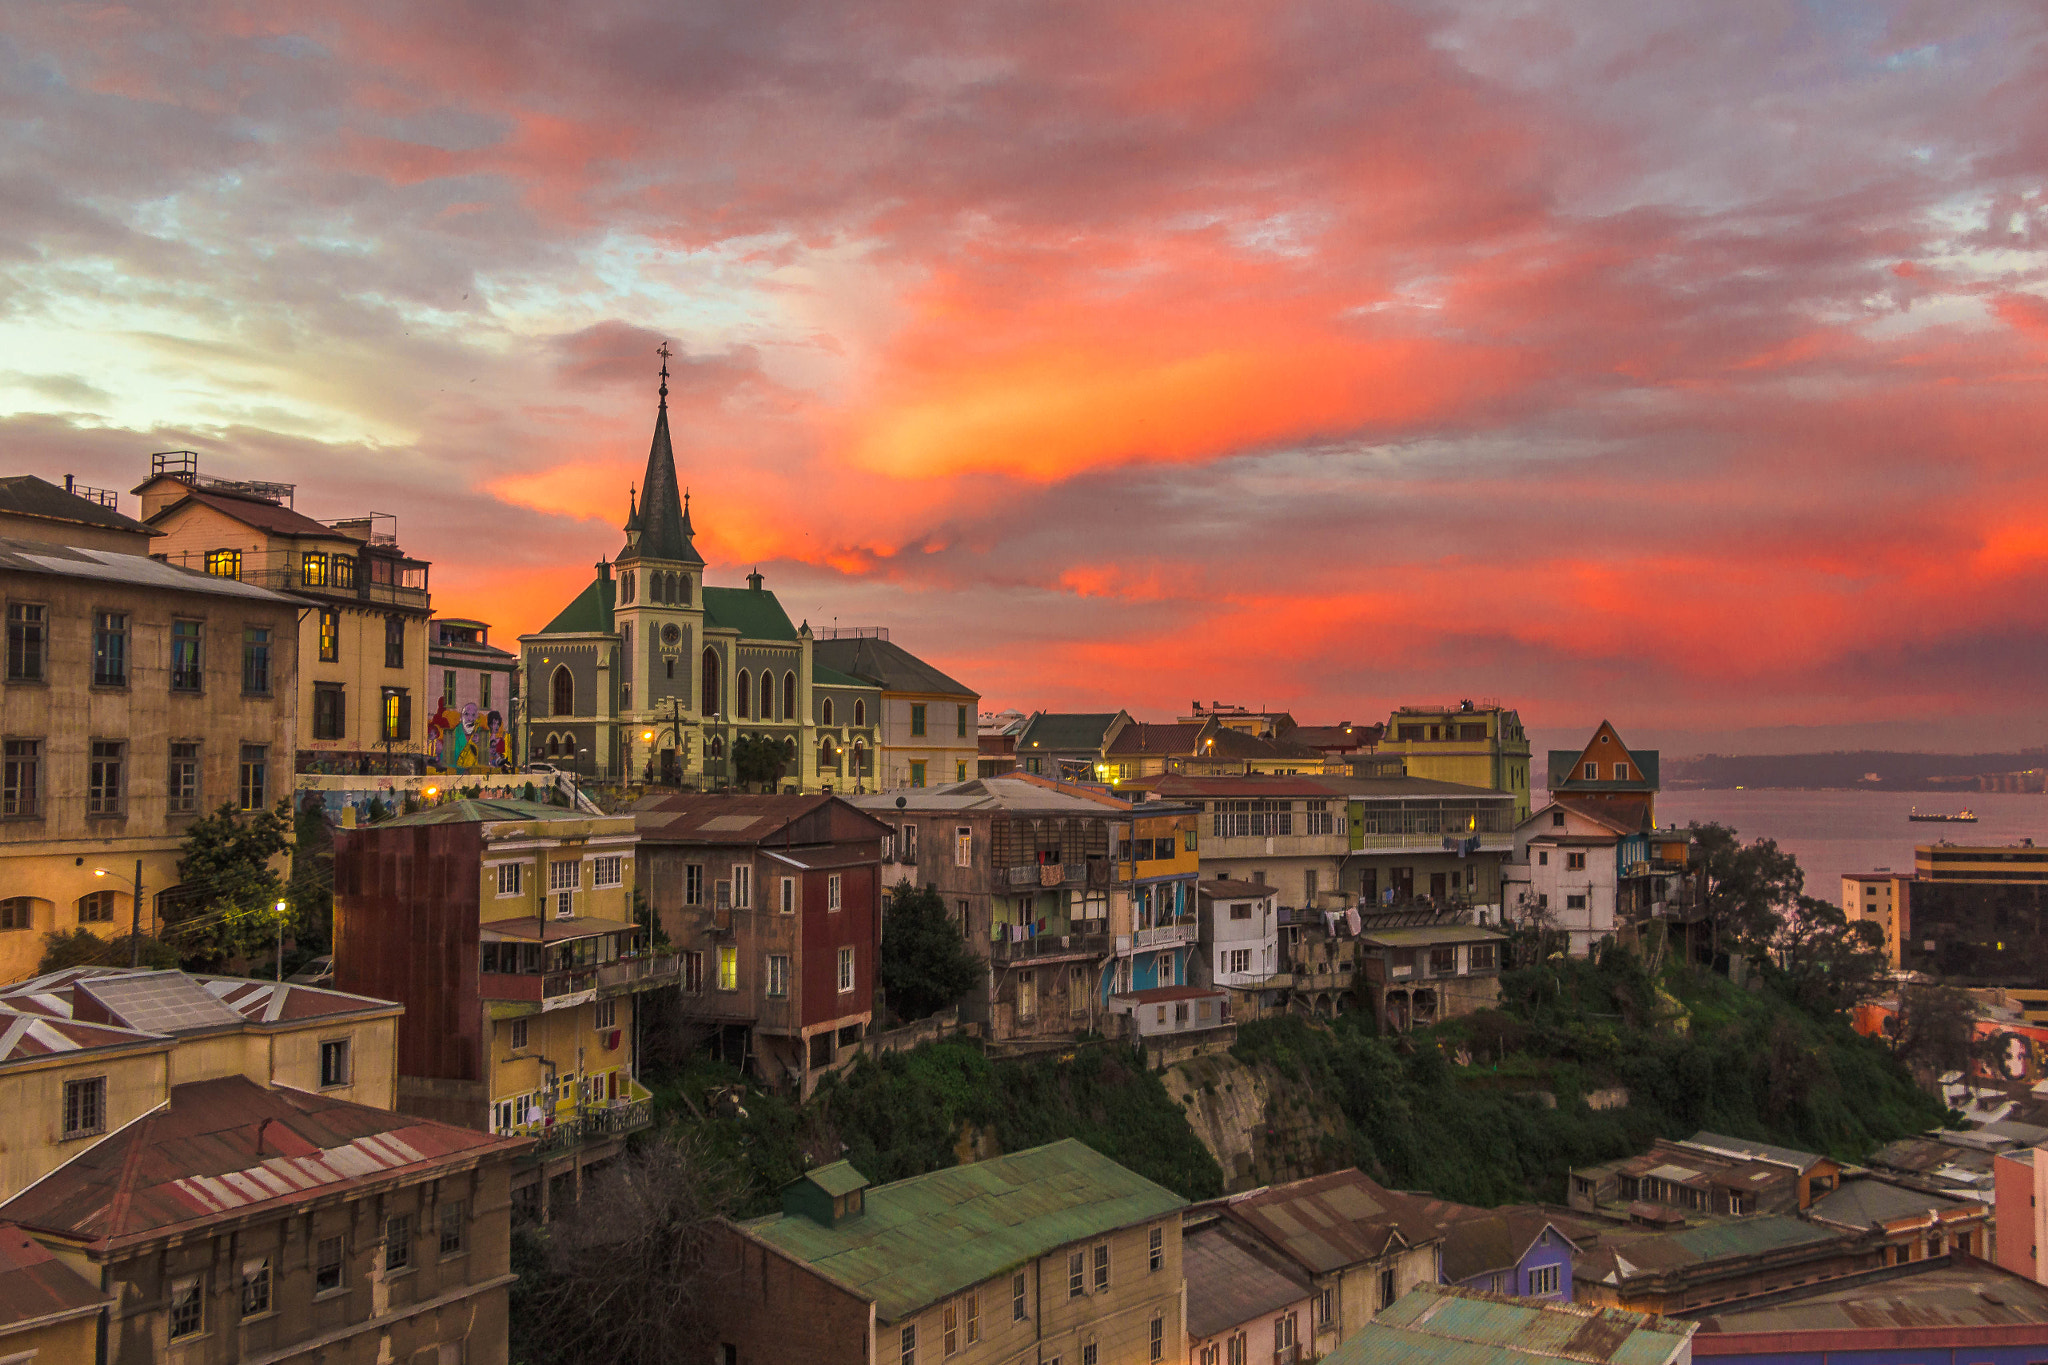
[633,793,889,1095]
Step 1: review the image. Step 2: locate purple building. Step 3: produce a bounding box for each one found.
[1394,1195,1580,1300]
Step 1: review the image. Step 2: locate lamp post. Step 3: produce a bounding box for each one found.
[274,898,288,983]
[95,861,145,967]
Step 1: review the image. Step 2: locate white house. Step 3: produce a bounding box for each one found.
[1197,877,1281,990]
[1502,799,1641,956]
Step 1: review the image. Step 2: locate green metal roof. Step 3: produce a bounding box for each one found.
[741,1139,1185,1323]
[370,798,585,827]
[702,585,798,640]
[802,1161,871,1198]
[812,661,874,689]
[539,574,615,635]
[1017,712,1122,753]
[1325,1285,1694,1365]
[1664,1213,1835,1262]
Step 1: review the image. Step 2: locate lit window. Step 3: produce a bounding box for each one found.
[301,551,327,586]
[717,945,738,991]
[204,548,241,578]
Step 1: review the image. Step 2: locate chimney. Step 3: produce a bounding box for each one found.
[747,567,764,591]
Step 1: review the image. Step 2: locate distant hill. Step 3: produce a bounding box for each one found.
[1664,750,2048,792]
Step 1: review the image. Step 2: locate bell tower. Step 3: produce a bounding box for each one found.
[613,344,707,780]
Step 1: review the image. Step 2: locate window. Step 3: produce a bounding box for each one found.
[3,739,39,817]
[1093,1242,1109,1291]
[784,671,796,722]
[682,950,704,992]
[1566,851,1586,871]
[1317,1287,1334,1326]
[1551,810,1565,827]
[1230,901,1252,920]
[901,1324,916,1365]
[1225,948,1250,974]
[509,1018,528,1051]
[443,669,458,704]
[239,744,267,810]
[767,954,790,998]
[6,602,45,681]
[313,682,346,739]
[736,670,751,719]
[964,1291,978,1344]
[548,859,580,893]
[1273,1312,1295,1351]
[958,704,969,738]
[1149,1224,1163,1271]
[1305,868,1319,900]
[854,699,866,727]
[551,665,575,717]
[205,547,242,578]
[1149,1315,1163,1361]
[1379,1266,1396,1309]
[780,877,796,914]
[62,1076,105,1137]
[301,550,328,586]
[497,863,523,896]
[910,703,927,736]
[828,873,842,911]
[241,1257,271,1317]
[1305,800,1334,835]
[1068,1250,1085,1297]
[1083,1346,1097,1365]
[1538,851,1549,866]
[1013,1271,1028,1320]
[910,760,926,788]
[0,898,30,931]
[685,864,704,904]
[91,613,128,687]
[318,608,339,661]
[87,740,124,816]
[315,1236,344,1293]
[1614,763,1629,780]
[320,1038,351,1087]
[943,1302,958,1355]
[1529,1264,1559,1295]
[333,554,356,588]
[1566,894,1588,910]
[169,1275,203,1339]
[955,826,972,867]
[171,619,203,690]
[1469,942,1497,971]
[159,740,199,815]
[594,998,615,1030]
[732,864,751,908]
[717,945,738,991]
[956,761,967,782]
[838,946,855,993]
[241,625,272,693]
[77,890,116,924]
[1429,946,1456,975]
[384,615,405,668]
[384,1213,412,1272]
[480,671,492,709]
[1583,762,1597,779]
[593,855,623,889]
[440,1199,466,1255]
[900,823,919,863]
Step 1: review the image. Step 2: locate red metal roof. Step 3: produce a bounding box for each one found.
[0,1076,526,1251]
[157,485,345,539]
[0,1221,104,1329]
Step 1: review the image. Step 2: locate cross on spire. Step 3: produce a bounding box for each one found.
[656,341,672,406]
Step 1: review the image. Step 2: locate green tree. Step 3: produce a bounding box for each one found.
[1689,821,1804,961]
[168,799,298,970]
[35,928,179,974]
[1887,982,1976,1078]
[879,880,986,1022]
[289,796,335,956]
[731,733,789,790]
[1768,895,1887,1015]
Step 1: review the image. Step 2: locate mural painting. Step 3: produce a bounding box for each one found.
[1854,1000,2048,1083]
[427,695,513,773]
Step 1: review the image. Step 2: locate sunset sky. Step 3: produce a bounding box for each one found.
[6,1,2048,754]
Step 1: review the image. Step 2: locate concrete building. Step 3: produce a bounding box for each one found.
[427,617,520,773]
[1329,775,1517,918]
[1181,1215,1314,1365]
[706,1139,1187,1365]
[1222,1169,1442,1356]
[977,709,1026,779]
[332,799,672,1222]
[137,453,434,779]
[1354,923,1507,1033]
[519,373,882,791]
[0,534,300,981]
[1996,1144,2048,1283]
[1195,878,1283,1009]
[812,630,980,789]
[1806,1176,1990,1264]
[1014,711,1130,782]
[0,473,158,553]
[1570,1133,1842,1222]
[1105,983,1233,1063]
[1325,1285,1694,1365]
[1149,775,1350,917]
[1381,701,1534,820]
[631,792,888,1094]
[1842,869,1910,969]
[1571,1215,1882,1316]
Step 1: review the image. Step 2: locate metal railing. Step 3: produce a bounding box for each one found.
[1130,922,1198,949]
[597,954,681,991]
[991,931,1114,963]
[542,968,598,1000]
[522,1100,653,1160]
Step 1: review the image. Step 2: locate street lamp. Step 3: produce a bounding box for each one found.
[274,898,289,984]
[94,860,144,968]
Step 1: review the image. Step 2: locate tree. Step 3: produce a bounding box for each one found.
[1768,895,1887,1014]
[509,1131,739,1365]
[880,880,986,1022]
[731,733,789,790]
[167,799,298,970]
[35,928,179,974]
[1689,822,1804,961]
[1887,982,1977,1079]
[289,795,335,957]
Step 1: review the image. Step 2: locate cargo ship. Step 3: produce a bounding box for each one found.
[1909,807,1978,823]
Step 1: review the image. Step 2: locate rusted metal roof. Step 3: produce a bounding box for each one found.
[1184,1220,1313,1340]
[1224,1169,1439,1275]
[1327,1284,1695,1364]
[1688,1256,2048,1337]
[0,1221,105,1329]
[0,1076,525,1251]
[1,968,398,1035]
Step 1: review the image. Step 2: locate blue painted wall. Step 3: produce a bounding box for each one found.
[1449,1227,1573,1302]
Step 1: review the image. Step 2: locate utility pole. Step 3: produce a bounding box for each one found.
[129,858,143,968]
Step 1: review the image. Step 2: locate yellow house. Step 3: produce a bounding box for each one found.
[1383,703,1534,820]
[137,455,434,777]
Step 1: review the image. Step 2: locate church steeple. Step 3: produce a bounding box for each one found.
[622,343,703,566]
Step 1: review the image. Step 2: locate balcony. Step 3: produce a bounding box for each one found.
[541,968,598,1007]
[991,930,1114,964]
[519,1100,653,1161]
[597,952,682,993]
[1005,861,1098,889]
[1127,922,1198,951]
[1353,830,1514,854]
[1274,1346,1301,1365]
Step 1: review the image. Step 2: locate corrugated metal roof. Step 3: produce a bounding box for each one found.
[0,536,299,604]
[1327,1285,1694,1365]
[1184,1221,1313,1340]
[0,1220,105,1328]
[1806,1176,1977,1229]
[1224,1169,1439,1275]
[1358,926,1509,948]
[1680,1132,1824,1173]
[1690,1258,2048,1334]
[742,1139,1184,1323]
[812,636,975,699]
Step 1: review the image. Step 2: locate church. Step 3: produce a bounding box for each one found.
[519,361,881,792]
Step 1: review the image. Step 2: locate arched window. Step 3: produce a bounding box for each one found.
[551,665,575,717]
[665,657,675,680]
[783,672,797,723]
[822,697,834,726]
[736,670,751,719]
[701,648,720,717]
[854,699,866,727]
[820,737,838,769]
[547,733,560,758]
[678,574,692,606]
[77,890,118,924]
[0,897,38,932]
[709,736,725,760]
[664,572,677,603]
[622,571,635,604]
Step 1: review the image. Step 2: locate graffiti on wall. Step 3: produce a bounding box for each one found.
[427,696,512,773]
[1854,1000,2048,1083]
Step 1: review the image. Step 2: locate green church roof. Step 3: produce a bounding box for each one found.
[702,585,797,641]
[540,574,615,635]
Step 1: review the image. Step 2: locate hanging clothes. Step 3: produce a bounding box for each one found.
[1346,907,1362,936]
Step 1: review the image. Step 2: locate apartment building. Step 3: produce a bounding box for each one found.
[812,630,980,788]
[1014,711,1130,782]
[1182,1214,1314,1365]
[632,792,888,1094]
[1898,843,2048,985]
[1354,924,1507,1033]
[1195,878,1282,1011]
[0,530,299,980]
[332,800,672,1221]
[137,453,434,778]
[427,617,520,773]
[708,1140,1187,1365]
[1148,775,1348,914]
[1842,869,1910,968]
[1331,775,1516,918]
[1381,701,1533,819]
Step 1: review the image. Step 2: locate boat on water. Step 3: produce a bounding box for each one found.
[1909,806,1978,823]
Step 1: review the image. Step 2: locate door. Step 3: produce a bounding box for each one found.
[660,748,679,785]
[1430,872,1448,899]
[1393,867,1414,900]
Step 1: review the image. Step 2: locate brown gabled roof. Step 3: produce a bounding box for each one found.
[0,1076,524,1251]
[1199,879,1273,899]
[0,1221,105,1330]
[1184,1221,1314,1340]
[150,484,350,540]
[1104,723,1208,757]
[1224,1169,1440,1275]
[1538,795,1651,837]
[0,475,156,537]
[632,792,894,843]
[1202,728,1323,761]
[1377,1194,1578,1283]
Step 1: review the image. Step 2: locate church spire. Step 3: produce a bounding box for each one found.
[621,343,702,566]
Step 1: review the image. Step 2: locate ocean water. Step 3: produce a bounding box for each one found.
[1646,789,2048,899]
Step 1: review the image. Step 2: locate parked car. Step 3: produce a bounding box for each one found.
[286,954,334,987]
